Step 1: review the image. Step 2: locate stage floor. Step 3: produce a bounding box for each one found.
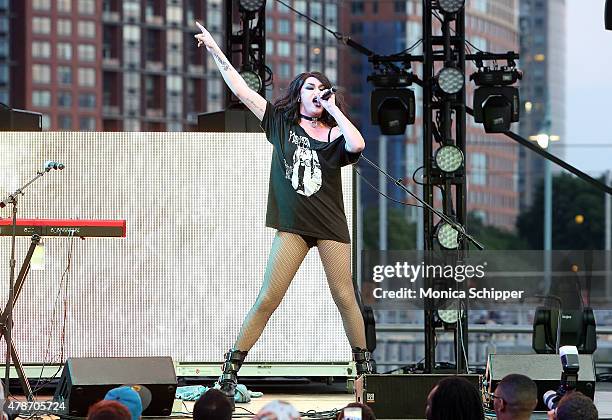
[15,382,612,419]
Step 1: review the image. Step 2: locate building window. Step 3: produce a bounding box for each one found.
[32,41,51,59]
[32,17,51,34]
[32,90,51,107]
[32,64,51,84]
[57,19,72,36]
[351,1,364,15]
[58,115,73,130]
[167,5,182,23]
[79,93,96,108]
[310,2,322,20]
[78,21,96,38]
[278,19,290,35]
[57,66,72,84]
[278,63,291,79]
[32,0,51,11]
[78,0,95,15]
[79,116,96,131]
[57,43,72,60]
[124,25,140,41]
[167,75,182,91]
[58,92,72,107]
[277,41,290,57]
[470,153,487,185]
[394,0,406,13]
[78,68,96,87]
[78,44,96,61]
[309,24,322,42]
[58,0,71,13]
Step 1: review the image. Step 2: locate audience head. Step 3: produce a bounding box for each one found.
[192,388,232,420]
[493,374,537,420]
[87,400,131,420]
[335,402,376,420]
[553,391,598,420]
[253,400,300,420]
[104,386,143,420]
[426,376,484,420]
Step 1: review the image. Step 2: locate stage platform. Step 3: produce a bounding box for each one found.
[13,381,612,420]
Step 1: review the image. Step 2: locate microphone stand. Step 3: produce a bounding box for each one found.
[1,167,54,399]
[358,155,484,250]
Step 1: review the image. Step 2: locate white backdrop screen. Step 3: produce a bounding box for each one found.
[0,132,354,364]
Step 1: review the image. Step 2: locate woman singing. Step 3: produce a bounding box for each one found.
[195,22,372,407]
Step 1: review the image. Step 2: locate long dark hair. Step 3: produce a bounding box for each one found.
[428,377,484,420]
[273,71,349,127]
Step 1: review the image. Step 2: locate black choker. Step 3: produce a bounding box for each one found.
[300,114,320,128]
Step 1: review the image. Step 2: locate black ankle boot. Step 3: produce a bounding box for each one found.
[217,348,248,410]
[352,347,373,376]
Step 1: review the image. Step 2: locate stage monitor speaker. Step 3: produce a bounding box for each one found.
[606,0,612,30]
[0,105,42,131]
[486,354,595,412]
[355,374,481,419]
[53,357,177,417]
[198,107,262,133]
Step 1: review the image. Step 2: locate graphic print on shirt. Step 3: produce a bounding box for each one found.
[283,130,322,197]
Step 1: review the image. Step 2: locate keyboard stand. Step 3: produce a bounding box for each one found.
[0,234,40,400]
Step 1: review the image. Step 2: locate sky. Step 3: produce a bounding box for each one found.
[564,1,612,178]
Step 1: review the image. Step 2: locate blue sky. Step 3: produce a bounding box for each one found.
[565,1,612,177]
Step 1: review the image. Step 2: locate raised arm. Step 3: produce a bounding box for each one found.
[194,21,267,121]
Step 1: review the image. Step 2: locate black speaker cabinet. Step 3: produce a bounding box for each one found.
[197,108,262,132]
[486,354,595,412]
[606,0,612,30]
[355,374,481,419]
[53,357,177,417]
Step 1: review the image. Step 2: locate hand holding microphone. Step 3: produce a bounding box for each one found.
[320,86,337,100]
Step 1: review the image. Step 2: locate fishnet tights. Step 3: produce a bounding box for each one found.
[233,231,367,351]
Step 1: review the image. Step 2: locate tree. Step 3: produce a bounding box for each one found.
[362,207,417,250]
[516,173,605,250]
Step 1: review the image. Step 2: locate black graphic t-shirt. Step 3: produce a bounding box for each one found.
[261,101,360,243]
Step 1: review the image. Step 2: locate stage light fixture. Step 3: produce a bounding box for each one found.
[471,67,521,133]
[437,67,464,95]
[369,71,415,135]
[239,0,265,13]
[436,222,460,250]
[434,144,464,173]
[438,0,465,14]
[240,69,262,92]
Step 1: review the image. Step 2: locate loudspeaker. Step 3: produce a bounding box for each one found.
[198,107,262,132]
[53,357,177,417]
[355,374,480,419]
[606,0,612,30]
[0,104,42,131]
[486,354,595,411]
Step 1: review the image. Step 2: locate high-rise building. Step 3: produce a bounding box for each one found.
[342,0,520,233]
[7,0,222,131]
[518,0,566,211]
[264,0,339,100]
[10,0,102,130]
[0,0,9,105]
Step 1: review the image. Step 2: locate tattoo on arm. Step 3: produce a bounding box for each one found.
[245,97,265,114]
[212,51,230,72]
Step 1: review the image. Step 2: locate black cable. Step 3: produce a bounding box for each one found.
[32,235,75,394]
[354,167,422,208]
[412,166,425,186]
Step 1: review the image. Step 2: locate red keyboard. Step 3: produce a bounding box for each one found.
[0,219,126,237]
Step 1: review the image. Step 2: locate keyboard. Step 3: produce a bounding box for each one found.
[0,219,126,237]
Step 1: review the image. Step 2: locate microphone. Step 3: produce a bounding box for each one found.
[44,161,65,171]
[321,86,337,100]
